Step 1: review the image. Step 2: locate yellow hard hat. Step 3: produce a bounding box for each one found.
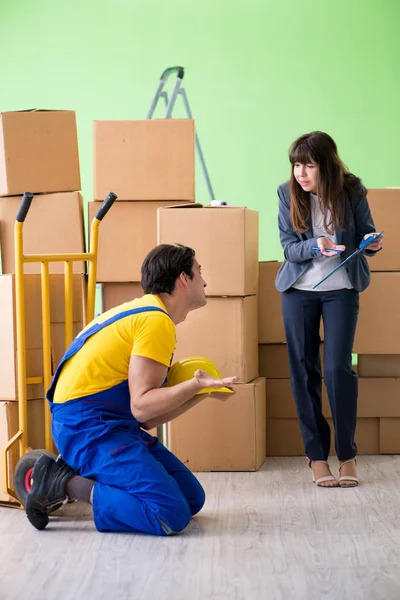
[164,357,234,395]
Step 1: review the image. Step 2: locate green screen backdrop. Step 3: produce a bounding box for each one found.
[1,0,399,262]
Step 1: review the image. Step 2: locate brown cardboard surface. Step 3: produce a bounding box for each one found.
[0,274,86,400]
[354,273,400,354]
[366,188,400,271]
[358,378,400,417]
[258,261,324,343]
[102,282,144,312]
[158,205,259,296]
[259,343,325,379]
[258,262,285,343]
[89,201,188,282]
[0,399,45,502]
[358,355,400,377]
[266,379,331,419]
[168,378,266,471]
[380,418,400,453]
[0,192,85,274]
[266,418,379,456]
[51,322,84,369]
[174,296,258,383]
[94,119,195,201]
[0,110,81,197]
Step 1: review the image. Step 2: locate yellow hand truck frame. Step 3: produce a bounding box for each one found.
[0,190,117,508]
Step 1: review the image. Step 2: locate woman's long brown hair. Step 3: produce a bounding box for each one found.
[289,131,366,234]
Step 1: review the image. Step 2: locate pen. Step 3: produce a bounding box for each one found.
[312,247,342,254]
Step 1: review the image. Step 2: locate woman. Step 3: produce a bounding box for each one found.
[275,131,383,488]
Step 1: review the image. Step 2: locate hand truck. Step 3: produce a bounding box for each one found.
[0,191,117,508]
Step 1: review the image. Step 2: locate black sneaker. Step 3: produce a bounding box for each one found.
[25,454,75,530]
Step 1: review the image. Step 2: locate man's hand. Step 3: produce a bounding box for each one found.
[364,232,383,251]
[317,236,346,257]
[194,369,239,390]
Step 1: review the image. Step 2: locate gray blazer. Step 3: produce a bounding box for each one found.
[275,181,377,293]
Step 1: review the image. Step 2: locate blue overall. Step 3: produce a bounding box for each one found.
[47,307,205,535]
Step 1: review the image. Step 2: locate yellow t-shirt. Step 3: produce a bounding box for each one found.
[52,294,176,403]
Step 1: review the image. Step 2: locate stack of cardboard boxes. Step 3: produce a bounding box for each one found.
[258,259,380,456]
[354,188,400,454]
[89,119,196,311]
[158,204,266,471]
[0,110,85,501]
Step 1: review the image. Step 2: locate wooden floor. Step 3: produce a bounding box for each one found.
[1,455,400,600]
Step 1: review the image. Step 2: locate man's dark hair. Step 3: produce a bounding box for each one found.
[141,244,196,294]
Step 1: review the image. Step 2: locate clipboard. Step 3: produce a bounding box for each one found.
[313,232,383,290]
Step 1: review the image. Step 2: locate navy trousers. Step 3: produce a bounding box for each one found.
[281,288,359,461]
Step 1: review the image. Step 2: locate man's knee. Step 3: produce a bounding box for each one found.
[189,481,206,516]
[157,500,192,535]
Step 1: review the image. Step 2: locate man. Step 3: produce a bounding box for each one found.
[26,244,238,535]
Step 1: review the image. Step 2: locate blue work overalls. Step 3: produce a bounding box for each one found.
[47,307,205,535]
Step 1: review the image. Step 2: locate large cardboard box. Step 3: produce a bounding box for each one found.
[102,282,144,312]
[0,110,80,197]
[94,119,195,201]
[0,192,85,274]
[88,201,188,282]
[174,296,258,383]
[168,378,266,471]
[380,418,400,453]
[158,205,259,296]
[266,417,379,456]
[366,189,400,271]
[259,343,325,379]
[358,355,400,378]
[354,273,400,354]
[0,274,86,400]
[0,399,45,503]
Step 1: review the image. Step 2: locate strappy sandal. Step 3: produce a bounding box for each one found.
[308,459,338,487]
[338,459,359,488]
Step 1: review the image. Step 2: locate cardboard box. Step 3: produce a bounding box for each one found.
[358,355,400,378]
[266,379,331,419]
[174,296,258,383]
[0,274,86,400]
[380,418,400,453]
[168,378,266,471]
[266,417,379,456]
[259,343,324,379]
[88,201,188,282]
[0,110,81,197]
[259,261,324,343]
[354,273,400,354]
[0,399,45,502]
[94,119,195,201]
[366,189,400,271]
[51,322,84,369]
[357,378,400,417]
[259,262,285,343]
[0,192,85,274]
[102,282,144,312]
[158,205,259,296]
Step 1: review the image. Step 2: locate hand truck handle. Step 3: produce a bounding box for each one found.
[94,191,118,221]
[160,66,184,81]
[16,192,34,222]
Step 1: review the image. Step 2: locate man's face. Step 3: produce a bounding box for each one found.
[188,259,207,309]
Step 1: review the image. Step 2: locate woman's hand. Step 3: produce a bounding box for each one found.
[317,236,346,257]
[364,232,383,251]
